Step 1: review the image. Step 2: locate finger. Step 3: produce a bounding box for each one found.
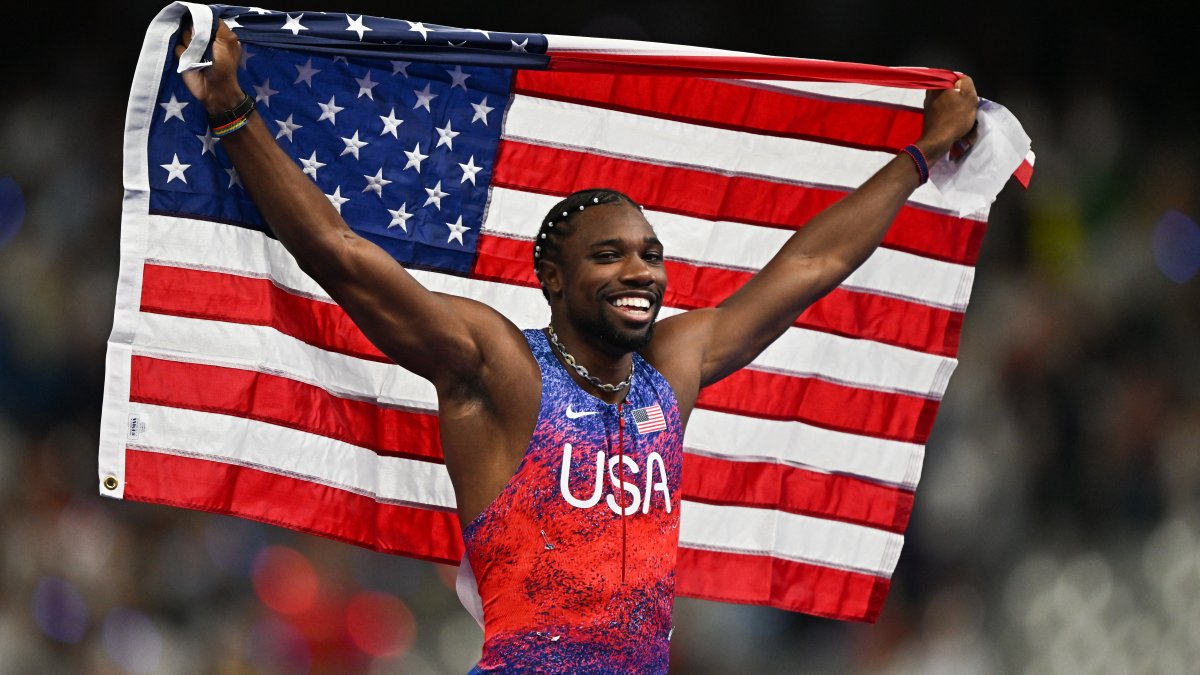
[174,27,192,58]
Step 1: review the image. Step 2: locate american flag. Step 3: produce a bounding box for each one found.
[631,404,667,435]
[100,3,1031,623]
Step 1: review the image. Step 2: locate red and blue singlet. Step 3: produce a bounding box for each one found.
[461,329,683,674]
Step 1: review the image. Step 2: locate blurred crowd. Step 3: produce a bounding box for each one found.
[0,2,1195,673]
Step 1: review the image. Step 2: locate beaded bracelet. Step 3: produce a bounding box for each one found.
[900,144,930,185]
[208,94,256,137]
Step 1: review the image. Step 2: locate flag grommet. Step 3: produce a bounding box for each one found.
[103,476,119,491]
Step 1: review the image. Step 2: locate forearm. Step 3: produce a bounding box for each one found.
[203,90,356,281]
[768,138,945,297]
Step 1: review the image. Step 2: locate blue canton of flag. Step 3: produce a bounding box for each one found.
[146,6,544,276]
[631,404,667,435]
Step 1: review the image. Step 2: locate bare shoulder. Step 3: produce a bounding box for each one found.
[434,292,539,393]
[639,308,719,420]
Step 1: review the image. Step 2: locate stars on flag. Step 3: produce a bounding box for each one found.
[275,114,302,142]
[362,168,392,197]
[317,96,344,124]
[379,109,404,137]
[459,156,481,185]
[403,143,428,173]
[346,15,372,40]
[340,131,369,159]
[300,151,326,180]
[407,21,431,40]
[281,13,308,35]
[446,65,471,89]
[160,94,188,122]
[355,72,379,100]
[388,204,414,231]
[147,24,531,263]
[470,97,494,126]
[196,130,219,155]
[326,186,349,212]
[254,79,279,107]
[423,181,449,209]
[446,215,470,244]
[161,154,190,183]
[435,121,459,150]
[412,83,438,112]
[294,59,320,86]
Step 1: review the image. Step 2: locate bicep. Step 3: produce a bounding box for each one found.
[308,232,512,383]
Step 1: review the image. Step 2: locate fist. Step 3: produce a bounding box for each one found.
[174,19,245,113]
[920,76,978,159]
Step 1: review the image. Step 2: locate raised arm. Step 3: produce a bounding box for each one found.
[174,22,514,388]
[650,78,979,393]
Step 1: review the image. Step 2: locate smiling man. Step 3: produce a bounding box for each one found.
[177,20,978,675]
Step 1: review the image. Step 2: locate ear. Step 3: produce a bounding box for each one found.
[538,260,565,298]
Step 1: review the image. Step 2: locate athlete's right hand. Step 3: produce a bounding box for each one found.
[173,19,245,114]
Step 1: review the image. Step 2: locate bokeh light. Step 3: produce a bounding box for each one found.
[252,546,320,615]
[345,591,416,657]
[247,616,312,675]
[101,607,162,674]
[31,576,88,643]
[1152,210,1200,283]
[0,177,24,247]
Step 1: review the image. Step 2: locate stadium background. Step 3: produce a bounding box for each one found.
[0,1,1196,672]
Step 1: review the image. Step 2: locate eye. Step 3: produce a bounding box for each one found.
[642,250,664,263]
[593,251,621,262]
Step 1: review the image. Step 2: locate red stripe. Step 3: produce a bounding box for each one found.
[473,235,962,358]
[141,263,935,440]
[545,51,959,90]
[493,139,985,266]
[515,71,923,153]
[697,367,938,444]
[675,546,890,623]
[140,262,391,363]
[682,454,913,533]
[129,355,445,463]
[123,449,464,564]
[1014,158,1034,188]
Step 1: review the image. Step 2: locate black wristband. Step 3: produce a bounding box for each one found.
[207,93,255,129]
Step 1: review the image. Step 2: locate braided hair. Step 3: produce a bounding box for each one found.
[532,188,642,301]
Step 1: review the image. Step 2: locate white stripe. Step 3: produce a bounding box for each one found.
[128,403,457,509]
[144,215,954,395]
[742,79,925,108]
[484,187,976,311]
[134,313,439,410]
[685,409,924,490]
[678,501,903,577]
[503,94,963,213]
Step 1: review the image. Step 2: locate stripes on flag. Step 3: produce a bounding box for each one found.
[631,404,667,435]
[102,3,1029,625]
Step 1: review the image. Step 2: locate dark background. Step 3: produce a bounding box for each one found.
[1,2,1197,673]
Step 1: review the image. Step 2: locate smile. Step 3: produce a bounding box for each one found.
[607,294,656,321]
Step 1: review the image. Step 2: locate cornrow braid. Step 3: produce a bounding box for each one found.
[532,188,642,301]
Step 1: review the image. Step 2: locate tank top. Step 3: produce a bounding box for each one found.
[460,328,683,674]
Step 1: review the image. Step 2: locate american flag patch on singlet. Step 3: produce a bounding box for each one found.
[631,404,667,435]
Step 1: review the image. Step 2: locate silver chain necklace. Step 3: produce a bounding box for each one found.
[546,325,633,393]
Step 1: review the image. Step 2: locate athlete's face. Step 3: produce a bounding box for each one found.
[551,203,667,353]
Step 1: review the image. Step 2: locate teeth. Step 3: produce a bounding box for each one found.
[612,297,650,309]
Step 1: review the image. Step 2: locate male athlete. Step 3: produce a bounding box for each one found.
[177,21,978,674]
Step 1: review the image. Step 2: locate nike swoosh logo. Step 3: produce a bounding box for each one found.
[565,405,597,420]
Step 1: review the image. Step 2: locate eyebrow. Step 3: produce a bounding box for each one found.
[588,236,663,249]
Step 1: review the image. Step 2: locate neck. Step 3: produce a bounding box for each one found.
[546,321,634,402]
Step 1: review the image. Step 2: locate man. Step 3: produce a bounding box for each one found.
[176,20,977,674]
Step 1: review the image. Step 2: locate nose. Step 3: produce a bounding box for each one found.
[619,255,656,286]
